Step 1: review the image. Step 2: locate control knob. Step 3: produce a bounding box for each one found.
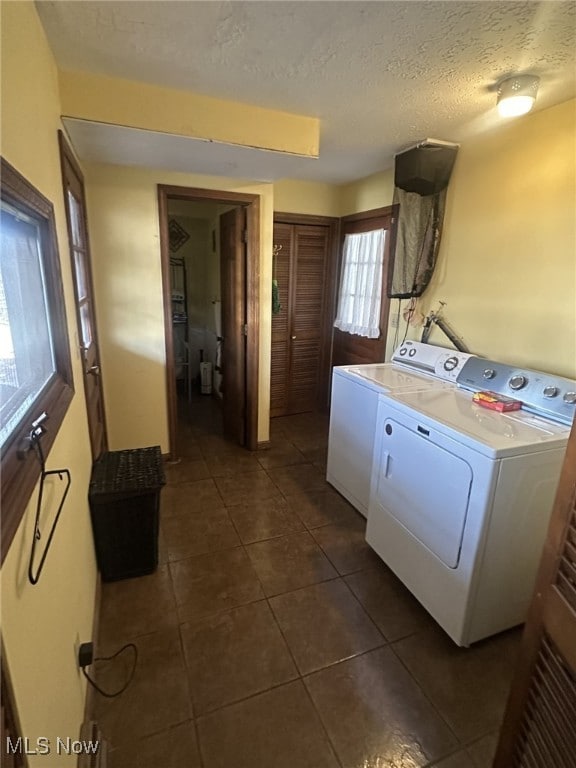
[409,348,417,357]
[399,347,407,356]
[563,392,576,405]
[483,368,496,380]
[543,386,558,398]
[443,356,458,371]
[509,375,527,391]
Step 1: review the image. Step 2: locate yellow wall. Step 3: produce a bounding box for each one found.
[59,70,319,157]
[340,101,576,377]
[84,164,273,447]
[273,178,341,217]
[0,3,97,764]
[339,168,395,217]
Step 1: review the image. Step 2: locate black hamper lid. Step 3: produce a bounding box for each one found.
[89,446,166,500]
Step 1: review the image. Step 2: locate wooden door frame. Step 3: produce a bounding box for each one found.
[220,207,248,444]
[58,130,108,458]
[158,185,260,456]
[273,212,340,411]
[1,643,29,768]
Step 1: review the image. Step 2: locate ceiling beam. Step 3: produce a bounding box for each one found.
[58,69,319,158]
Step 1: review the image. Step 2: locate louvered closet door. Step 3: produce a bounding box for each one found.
[270,223,292,416]
[270,223,331,417]
[494,420,576,768]
[289,225,329,413]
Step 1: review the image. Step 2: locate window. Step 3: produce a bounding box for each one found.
[334,228,386,338]
[0,206,56,444]
[0,158,74,562]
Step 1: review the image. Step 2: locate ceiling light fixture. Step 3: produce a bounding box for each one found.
[497,75,540,118]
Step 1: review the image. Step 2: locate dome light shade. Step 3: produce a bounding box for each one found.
[497,75,540,118]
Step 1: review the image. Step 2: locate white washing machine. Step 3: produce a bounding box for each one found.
[327,341,476,517]
[366,356,576,646]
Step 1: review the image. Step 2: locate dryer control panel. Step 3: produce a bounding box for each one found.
[457,357,576,425]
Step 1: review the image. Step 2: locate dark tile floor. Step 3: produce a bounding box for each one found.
[94,395,521,768]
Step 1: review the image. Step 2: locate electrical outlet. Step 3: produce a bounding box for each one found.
[390,315,399,328]
[78,641,94,668]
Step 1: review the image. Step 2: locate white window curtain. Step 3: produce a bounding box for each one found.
[334,228,386,339]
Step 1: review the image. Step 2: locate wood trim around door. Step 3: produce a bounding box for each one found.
[58,130,108,459]
[340,205,398,224]
[245,199,260,449]
[1,643,29,768]
[274,211,340,228]
[158,185,260,456]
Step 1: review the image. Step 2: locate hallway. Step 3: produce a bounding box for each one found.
[93,396,520,768]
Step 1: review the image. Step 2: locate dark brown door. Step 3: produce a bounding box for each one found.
[270,222,332,417]
[493,420,576,767]
[270,222,292,416]
[1,649,27,768]
[58,131,107,459]
[332,207,396,367]
[220,207,246,445]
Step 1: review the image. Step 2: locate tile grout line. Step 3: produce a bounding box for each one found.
[165,550,203,763]
[335,573,390,643]
[263,582,346,768]
[106,719,202,759]
[187,634,400,723]
[387,636,463,752]
[175,613,206,768]
[299,672,346,768]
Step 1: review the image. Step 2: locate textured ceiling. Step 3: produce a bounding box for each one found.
[37,1,576,183]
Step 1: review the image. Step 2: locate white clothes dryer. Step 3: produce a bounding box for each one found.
[366,357,576,645]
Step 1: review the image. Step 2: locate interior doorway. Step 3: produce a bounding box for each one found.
[157,185,260,459]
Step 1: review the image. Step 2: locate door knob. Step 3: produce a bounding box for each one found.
[87,365,100,375]
[291,335,297,340]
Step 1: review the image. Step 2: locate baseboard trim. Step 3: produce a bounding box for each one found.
[257,440,272,450]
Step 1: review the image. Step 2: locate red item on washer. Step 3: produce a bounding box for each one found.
[472,391,523,412]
